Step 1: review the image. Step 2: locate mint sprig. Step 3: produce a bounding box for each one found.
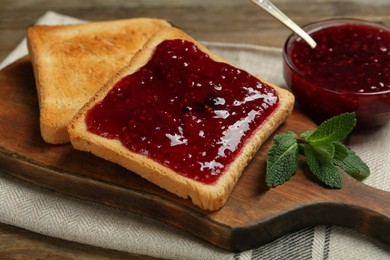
[266,112,370,188]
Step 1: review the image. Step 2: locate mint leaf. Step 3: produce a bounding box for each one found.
[333,142,370,181]
[304,145,342,188]
[310,141,335,164]
[307,113,356,143]
[300,130,315,140]
[266,132,299,187]
[333,141,349,161]
[264,112,369,189]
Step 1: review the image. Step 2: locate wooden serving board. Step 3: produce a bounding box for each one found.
[0,57,389,251]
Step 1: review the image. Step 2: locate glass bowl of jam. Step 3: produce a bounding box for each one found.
[283,18,390,128]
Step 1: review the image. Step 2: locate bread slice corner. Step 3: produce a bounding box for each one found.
[27,18,171,144]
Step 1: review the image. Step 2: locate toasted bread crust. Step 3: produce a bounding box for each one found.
[68,27,294,211]
[27,18,171,144]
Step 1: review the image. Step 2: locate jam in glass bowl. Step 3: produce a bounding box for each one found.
[283,18,390,128]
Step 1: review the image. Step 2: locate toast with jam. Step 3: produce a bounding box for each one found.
[27,18,171,144]
[68,27,295,211]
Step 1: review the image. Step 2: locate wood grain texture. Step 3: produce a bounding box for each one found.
[0,223,155,259]
[0,0,389,257]
[1,0,390,62]
[0,57,389,252]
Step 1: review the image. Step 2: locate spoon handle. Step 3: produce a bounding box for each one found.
[251,0,317,48]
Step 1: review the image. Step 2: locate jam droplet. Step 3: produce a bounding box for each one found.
[86,39,279,184]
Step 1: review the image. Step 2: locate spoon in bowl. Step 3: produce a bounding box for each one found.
[251,0,317,48]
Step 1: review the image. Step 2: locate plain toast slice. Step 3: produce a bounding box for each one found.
[68,27,294,211]
[27,18,171,144]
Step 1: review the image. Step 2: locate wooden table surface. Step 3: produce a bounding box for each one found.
[0,0,389,258]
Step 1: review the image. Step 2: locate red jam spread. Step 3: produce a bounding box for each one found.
[290,23,390,93]
[86,39,279,184]
[285,21,390,127]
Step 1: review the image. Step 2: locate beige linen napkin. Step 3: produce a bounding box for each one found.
[0,11,389,260]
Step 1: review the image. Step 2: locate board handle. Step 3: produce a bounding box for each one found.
[333,174,390,244]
